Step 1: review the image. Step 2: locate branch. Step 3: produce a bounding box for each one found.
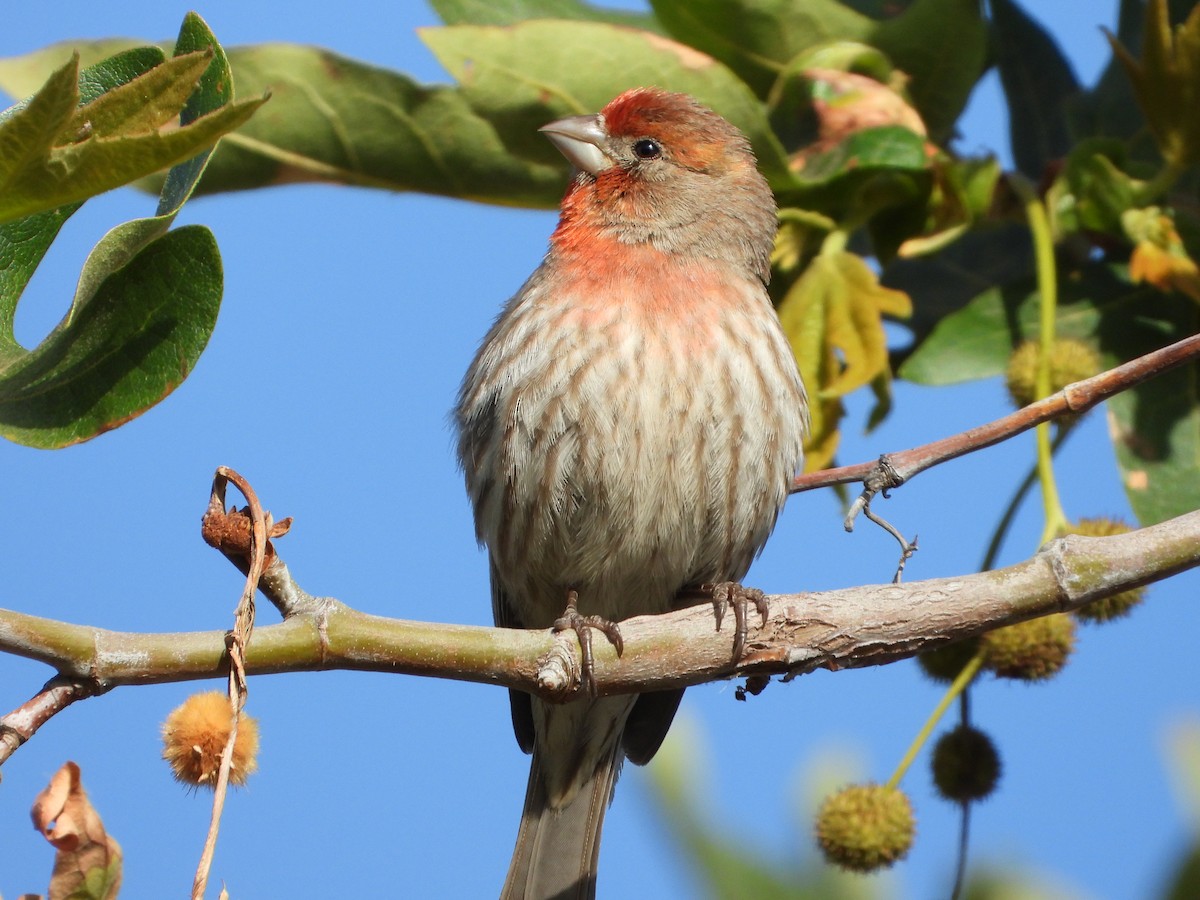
[791,331,1200,495]
[0,509,1195,723]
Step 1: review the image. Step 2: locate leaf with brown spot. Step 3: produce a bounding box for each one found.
[30,762,122,900]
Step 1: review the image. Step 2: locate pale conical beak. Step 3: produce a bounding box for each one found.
[539,114,612,176]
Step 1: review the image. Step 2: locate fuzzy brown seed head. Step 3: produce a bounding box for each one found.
[981,613,1075,681]
[917,638,981,683]
[815,783,915,872]
[932,725,1001,803]
[162,691,259,789]
[1060,517,1147,623]
[1004,338,1101,409]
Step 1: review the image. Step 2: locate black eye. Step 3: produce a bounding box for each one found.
[633,138,662,160]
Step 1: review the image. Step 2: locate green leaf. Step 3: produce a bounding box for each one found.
[648,0,873,96]
[0,47,169,364]
[421,20,793,188]
[871,0,987,141]
[793,124,928,187]
[1106,0,1200,168]
[1051,138,1142,237]
[429,0,659,31]
[0,39,147,99]
[193,44,570,206]
[990,0,1081,178]
[0,16,235,447]
[886,221,1032,357]
[0,48,265,224]
[894,260,1200,524]
[5,40,558,207]
[1107,297,1200,526]
[0,225,222,448]
[895,261,1122,386]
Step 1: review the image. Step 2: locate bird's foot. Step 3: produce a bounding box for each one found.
[552,589,624,697]
[701,582,769,661]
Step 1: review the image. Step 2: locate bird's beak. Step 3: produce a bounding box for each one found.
[539,114,612,176]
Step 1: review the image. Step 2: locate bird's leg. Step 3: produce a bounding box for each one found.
[694,582,770,660]
[552,589,624,697]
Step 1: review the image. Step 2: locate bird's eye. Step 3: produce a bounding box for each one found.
[633,138,662,160]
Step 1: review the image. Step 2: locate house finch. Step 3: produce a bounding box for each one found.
[456,87,807,899]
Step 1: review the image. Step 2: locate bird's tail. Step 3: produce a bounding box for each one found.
[501,743,620,900]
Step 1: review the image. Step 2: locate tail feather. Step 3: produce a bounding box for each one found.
[502,746,620,900]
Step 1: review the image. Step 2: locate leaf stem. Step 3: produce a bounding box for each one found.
[887,651,985,789]
[1020,187,1070,544]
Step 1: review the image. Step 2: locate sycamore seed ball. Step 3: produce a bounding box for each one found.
[815,783,915,872]
[981,613,1075,681]
[932,725,1001,803]
[1061,517,1147,622]
[162,691,260,788]
[1005,338,1101,409]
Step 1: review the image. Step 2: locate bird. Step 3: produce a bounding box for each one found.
[455,87,808,899]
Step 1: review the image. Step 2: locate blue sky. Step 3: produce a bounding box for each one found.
[1,3,1196,899]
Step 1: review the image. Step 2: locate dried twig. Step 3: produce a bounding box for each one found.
[192,468,273,900]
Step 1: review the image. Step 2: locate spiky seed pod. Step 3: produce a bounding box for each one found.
[1060,517,1147,622]
[1004,338,1101,409]
[917,638,981,683]
[932,725,1001,803]
[162,691,260,788]
[815,783,915,872]
[981,613,1075,681]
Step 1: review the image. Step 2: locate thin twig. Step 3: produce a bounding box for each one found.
[0,679,101,769]
[792,332,1200,500]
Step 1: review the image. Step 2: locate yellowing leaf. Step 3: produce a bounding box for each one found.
[777,250,911,469]
[1123,206,1200,302]
[1106,0,1200,167]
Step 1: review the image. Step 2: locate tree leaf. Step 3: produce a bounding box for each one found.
[777,250,911,467]
[1051,138,1141,237]
[31,762,122,900]
[885,221,1032,359]
[429,0,659,31]
[872,0,988,142]
[0,16,233,448]
[0,225,222,447]
[420,20,793,188]
[990,0,1082,178]
[0,48,264,224]
[648,0,873,96]
[1105,288,1200,525]
[5,40,565,207]
[0,39,147,99]
[895,262,1118,386]
[1106,0,1200,168]
[792,124,929,186]
[895,256,1199,523]
[189,44,568,206]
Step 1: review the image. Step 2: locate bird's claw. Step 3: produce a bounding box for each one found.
[702,581,769,661]
[552,589,624,697]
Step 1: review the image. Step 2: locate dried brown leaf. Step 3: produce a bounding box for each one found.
[30,762,122,900]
